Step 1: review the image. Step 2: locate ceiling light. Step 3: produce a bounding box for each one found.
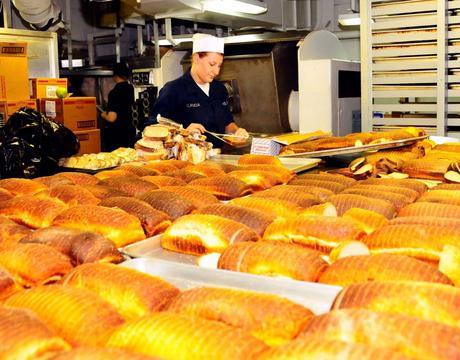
[338,13,361,27]
[201,0,267,15]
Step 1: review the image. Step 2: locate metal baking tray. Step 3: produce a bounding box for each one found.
[278,135,428,158]
[121,257,341,314]
[209,154,321,173]
[57,166,116,174]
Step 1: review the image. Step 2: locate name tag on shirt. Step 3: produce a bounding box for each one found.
[186,102,201,108]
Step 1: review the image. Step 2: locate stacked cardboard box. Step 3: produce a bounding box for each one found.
[30,78,68,99]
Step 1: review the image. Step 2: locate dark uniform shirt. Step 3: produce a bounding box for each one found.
[149,71,233,147]
[103,81,136,151]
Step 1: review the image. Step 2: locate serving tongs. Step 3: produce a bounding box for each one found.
[157,115,251,148]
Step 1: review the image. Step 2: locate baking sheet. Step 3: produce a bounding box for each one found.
[57,166,117,174]
[121,257,341,314]
[209,154,321,173]
[279,135,428,158]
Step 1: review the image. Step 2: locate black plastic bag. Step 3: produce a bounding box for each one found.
[0,107,80,178]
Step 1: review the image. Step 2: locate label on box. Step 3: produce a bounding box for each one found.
[46,85,58,98]
[45,100,56,118]
[250,138,282,156]
[0,75,5,99]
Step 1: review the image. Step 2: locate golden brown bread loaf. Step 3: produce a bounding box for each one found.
[100,196,172,237]
[201,160,240,173]
[435,183,460,190]
[106,312,268,359]
[144,162,181,174]
[362,224,460,261]
[218,241,327,281]
[99,176,159,197]
[288,178,347,193]
[49,184,101,206]
[0,195,68,229]
[237,154,283,166]
[117,165,158,177]
[230,196,303,218]
[259,337,411,360]
[5,285,125,347]
[162,214,260,255]
[359,178,427,194]
[0,266,21,300]
[389,216,460,227]
[263,215,366,252]
[342,208,388,234]
[163,169,206,182]
[0,178,47,196]
[138,190,196,220]
[0,221,32,250]
[160,186,220,209]
[52,205,145,247]
[297,173,357,187]
[20,227,123,265]
[252,188,321,209]
[156,159,191,169]
[300,308,460,360]
[0,306,70,359]
[167,286,314,346]
[332,281,460,327]
[49,348,157,360]
[340,188,411,212]
[319,254,453,286]
[188,175,252,200]
[417,189,460,206]
[0,188,13,203]
[185,164,226,177]
[433,142,460,152]
[328,193,396,219]
[62,263,180,321]
[401,158,452,181]
[54,172,99,186]
[398,202,460,218]
[0,243,73,287]
[199,204,275,236]
[35,175,75,188]
[239,164,295,183]
[228,170,283,191]
[350,184,419,202]
[141,175,187,187]
[275,184,335,202]
[81,184,129,199]
[95,169,133,181]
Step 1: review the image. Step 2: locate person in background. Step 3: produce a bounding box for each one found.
[101,62,136,151]
[148,33,248,148]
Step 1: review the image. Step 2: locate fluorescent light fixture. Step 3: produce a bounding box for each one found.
[201,0,267,15]
[61,59,84,68]
[338,13,361,26]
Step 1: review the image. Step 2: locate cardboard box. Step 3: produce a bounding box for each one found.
[40,97,97,131]
[0,42,29,100]
[30,78,68,99]
[0,99,37,125]
[250,137,282,156]
[75,129,101,155]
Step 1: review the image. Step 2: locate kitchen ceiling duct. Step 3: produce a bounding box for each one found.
[120,0,287,29]
[12,0,63,31]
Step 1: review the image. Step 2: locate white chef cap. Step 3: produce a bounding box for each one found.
[192,33,224,54]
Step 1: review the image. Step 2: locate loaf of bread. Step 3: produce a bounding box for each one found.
[0,306,70,359]
[52,205,145,247]
[401,158,452,181]
[288,178,347,193]
[188,175,252,200]
[167,286,314,346]
[340,188,411,212]
[117,165,159,177]
[319,254,452,286]
[227,170,283,191]
[263,215,365,252]
[218,241,327,281]
[162,214,260,255]
[360,178,427,195]
[237,154,282,166]
[138,190,196,220]
[297,173,357,187]
[0,178,47,196]
[160,186,220,209]
[230,197,302,218]
[163,169,206,183]
[62,263,179,321]
[278,184,335,202]
[100,196,172,237]
[389,216,460,227]
[95,169,133,181]
[239,164,295,183]
[185,164,226,177]
[342,208,388,234]
[300,308,459,360]
[0,243,73,287]
[332,281,460,327]
[5,285,125,346]
[141,175,187,187]
[252,187,321,209]
[106,312,268,359]
[351,184,419,202]
[99,176,159,197]
[199,204,274,236]
[145,162,183,174]
[398,202,460,218]
[20,226,123,265]
[54,172,99,186]
[328,194,396,219]
[0,195,68,228]
[82,184,129,200]
[49,184,101,206]
[417,189,460,206]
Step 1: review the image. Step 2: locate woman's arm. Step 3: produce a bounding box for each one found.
[101,111,117,123]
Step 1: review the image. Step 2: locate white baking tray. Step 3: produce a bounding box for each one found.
[121,257,341,314]
[209,154,321,173]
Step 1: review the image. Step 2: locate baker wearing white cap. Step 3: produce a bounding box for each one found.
[149,33,248,147]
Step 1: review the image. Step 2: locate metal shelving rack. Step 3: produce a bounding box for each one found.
[360,0,460,136]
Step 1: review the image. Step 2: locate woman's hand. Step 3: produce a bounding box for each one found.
[234,127,249,138]
[186,123,206,133]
